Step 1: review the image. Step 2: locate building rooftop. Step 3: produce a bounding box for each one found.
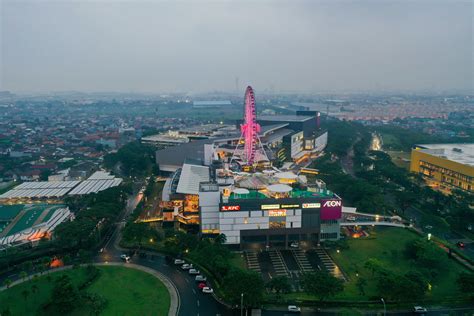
[156,139,214,172]
[176,163,209,195]
[415,143,474,167]
[258,115,313,123]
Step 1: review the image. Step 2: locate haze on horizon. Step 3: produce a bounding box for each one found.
[1,0,472,94]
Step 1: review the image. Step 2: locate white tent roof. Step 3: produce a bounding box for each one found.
[274,172,298,179]
[267,184,293,193]
[233,188,250,194]
[176,163,210,195]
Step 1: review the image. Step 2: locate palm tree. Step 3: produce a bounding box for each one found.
[3,278,12,289]
[20,271,28,282]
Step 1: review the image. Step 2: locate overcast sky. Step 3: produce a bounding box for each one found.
[1,0,472,93]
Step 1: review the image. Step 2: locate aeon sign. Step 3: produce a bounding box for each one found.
[323,200,342,207]
[320,199,342,220]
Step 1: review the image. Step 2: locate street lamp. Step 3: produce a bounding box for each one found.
[241,293,244,316]
[381,298,386,316]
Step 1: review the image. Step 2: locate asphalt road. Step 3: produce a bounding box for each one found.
[97,193,229,316]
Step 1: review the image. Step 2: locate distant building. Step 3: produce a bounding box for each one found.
[192,100,232,108]
[410,144,474,194]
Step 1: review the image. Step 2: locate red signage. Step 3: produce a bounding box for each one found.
[221,205,240,211]
[320,199,342,220]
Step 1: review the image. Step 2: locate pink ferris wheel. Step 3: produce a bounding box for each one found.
[240,86,261,165]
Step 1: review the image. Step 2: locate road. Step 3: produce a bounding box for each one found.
[97,194,229,316]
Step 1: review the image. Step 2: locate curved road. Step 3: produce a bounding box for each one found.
[96,193,228,316]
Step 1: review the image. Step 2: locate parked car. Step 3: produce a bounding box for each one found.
[413,306,427,314]
[181,264,192,270]
[174,259,185,265]
[288,305,301,313]
[120,254,130,262]
[195,275,207,282]
[198,282,207,289]
[189,269,200,275]
[290,241,299,248]
[346,216,356,221]
[202,287,213,294]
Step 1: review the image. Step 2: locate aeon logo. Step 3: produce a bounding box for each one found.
[323,200,342,207]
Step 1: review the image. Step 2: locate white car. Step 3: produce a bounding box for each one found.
[346,216,356,221]
[202,286,213,294]
[181,263,192,270]
[174,259,185,265]
[120,254,130,262]
[288,305,301,313]
[195,275,207,282]
[290,242,299,248]
[189,269,200,275]
[413,306,427,314]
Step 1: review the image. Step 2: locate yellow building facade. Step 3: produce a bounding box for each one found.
[410,145,474,194]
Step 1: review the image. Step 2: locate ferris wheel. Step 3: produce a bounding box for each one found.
[240,86,261,165]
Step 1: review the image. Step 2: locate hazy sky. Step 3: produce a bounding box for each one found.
[1,0,472,93]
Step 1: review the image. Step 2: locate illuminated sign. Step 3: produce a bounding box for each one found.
[269,210,287,217]
[302,203,321,209]
[261,204,280,210]
[221,205,240,211]
[280,204,300,209]
[321,199,342,220]
[323,200,342,207]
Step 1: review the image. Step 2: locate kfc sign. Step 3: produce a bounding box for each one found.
[320,199,342,220]
[221,205,240,211]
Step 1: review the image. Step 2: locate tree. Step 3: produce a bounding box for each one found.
[301,271,344,301]
[1,306,12,316]
[457,272,474,296]
[20,271,28,281]
[364,258,386,276]
[266,276,291,295]
[221,269,265,308]
[51,275,81,312]
[3,278,12,289]
[356,277,367,296]
[21,289,30,305]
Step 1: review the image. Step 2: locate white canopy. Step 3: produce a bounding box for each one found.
[233,188,250,195]
[274,172,298,180]
[267,184,293,193]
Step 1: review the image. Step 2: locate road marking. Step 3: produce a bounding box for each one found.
[197,300,200,307]
[192,289,196,294]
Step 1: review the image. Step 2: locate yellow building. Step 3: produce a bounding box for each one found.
[410,144,474,194]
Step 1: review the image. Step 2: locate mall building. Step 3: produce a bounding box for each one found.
[162,160,342,247]
[410,144,473,194]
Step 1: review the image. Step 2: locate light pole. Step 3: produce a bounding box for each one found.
[381,298,386,316]
[240,293,244,316]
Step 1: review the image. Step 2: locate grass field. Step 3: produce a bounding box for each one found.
[328,227,467,302]
[0,266,170,316]
[386,150,411,169]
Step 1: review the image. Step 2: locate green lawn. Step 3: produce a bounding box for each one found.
[0,266,170,316]
[328,227,467,302]
[229,253,247,270]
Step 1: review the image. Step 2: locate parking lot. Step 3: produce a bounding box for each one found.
[244,246,346,290]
